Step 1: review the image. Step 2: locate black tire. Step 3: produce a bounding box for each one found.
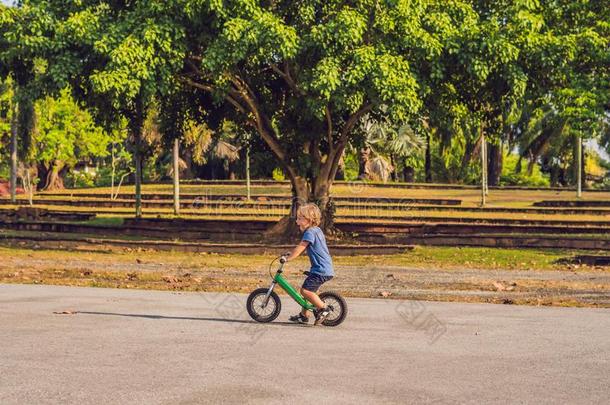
[246,288,282,323]
[318,291,348,326]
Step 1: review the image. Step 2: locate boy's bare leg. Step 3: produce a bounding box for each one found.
[301,289,326,312]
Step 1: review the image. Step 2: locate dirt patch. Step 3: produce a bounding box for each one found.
[1,247,609,308]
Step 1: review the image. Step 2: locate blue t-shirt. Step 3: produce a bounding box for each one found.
[302,226,334,276]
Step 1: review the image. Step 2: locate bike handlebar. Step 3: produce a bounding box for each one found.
[269,255,288,278]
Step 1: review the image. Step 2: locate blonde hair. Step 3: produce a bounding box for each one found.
[297,203,322,227]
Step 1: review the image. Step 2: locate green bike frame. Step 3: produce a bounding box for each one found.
[265,262,315,311]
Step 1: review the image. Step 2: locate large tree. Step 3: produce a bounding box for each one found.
[12,0,185,216]
[34,88,113,190]
[174,0,486,233]
[507,0,610,186]
[0,3,41,200]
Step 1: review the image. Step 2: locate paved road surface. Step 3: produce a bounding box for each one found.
[1,284,608,404]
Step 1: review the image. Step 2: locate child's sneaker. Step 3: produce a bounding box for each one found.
[314,306,330,326]
[289,313,309,324]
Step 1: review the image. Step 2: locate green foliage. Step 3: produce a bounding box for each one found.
[1,0,608,194]
[343,152,359,181]
[272,167,285,181]
[501,151,550,187]
[65,169,96,188]
[176,0,439,192]
[585,148,609,190]
[0,77,12,134]
[93,165,129,188]
[34,88,112,167]
[0,77,11,175]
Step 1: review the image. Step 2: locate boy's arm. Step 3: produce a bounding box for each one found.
[284,241,309,262]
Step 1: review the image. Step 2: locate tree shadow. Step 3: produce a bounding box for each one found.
[77,311,298,326]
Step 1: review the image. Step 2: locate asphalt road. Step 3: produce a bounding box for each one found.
[1,284,608,404]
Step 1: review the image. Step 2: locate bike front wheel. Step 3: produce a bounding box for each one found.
[246,288,282,323]
[318,291,348,326]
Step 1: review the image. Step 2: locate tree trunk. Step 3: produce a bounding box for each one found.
[458,133,484,183]
[581,144,586,190]
[228,161,236,180]
[111,142,116,198]
[264,156,337,241]
[559,167,568,187]
[129,96,145,218]
[334,155,345,180]
[182,149,195,179]
[313,176,333,230]
[403,166,415,182]
[133,131,143,217]
[173,138,180,215]
[42,160,66,191]
[424,132,432,183]
[264,175,308,241]
[22,164,38,205]
[487,141,503,187]
[573,135,586,191]
[245,143,251,199]
[389,155,397,182]
[358,147,371,180]
[549,165,560,187]
[334,166,344,180]
[9,98,18,202]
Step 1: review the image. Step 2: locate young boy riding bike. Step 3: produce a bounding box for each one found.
[283,203,334,326]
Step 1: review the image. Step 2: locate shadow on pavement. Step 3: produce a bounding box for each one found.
[77,311,297,326]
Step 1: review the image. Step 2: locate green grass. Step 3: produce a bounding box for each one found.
[77,217,125,226]
[334,246,580,271]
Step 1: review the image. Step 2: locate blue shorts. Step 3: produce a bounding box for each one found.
[302,274,333,292]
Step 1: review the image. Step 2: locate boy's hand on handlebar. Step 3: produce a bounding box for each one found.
[279,252,291,264]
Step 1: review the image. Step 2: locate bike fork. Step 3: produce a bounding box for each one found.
[262,281,277,307]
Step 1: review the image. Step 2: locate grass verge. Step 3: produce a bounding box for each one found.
[1,245,608,308]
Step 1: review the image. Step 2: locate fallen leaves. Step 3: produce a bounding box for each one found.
[493,281,517,292]
[162,275,179,284]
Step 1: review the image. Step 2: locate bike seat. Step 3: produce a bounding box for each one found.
[303,271,311,276]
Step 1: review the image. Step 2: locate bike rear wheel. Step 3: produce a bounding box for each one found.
[246,288,282,323]
[318,291,348,326]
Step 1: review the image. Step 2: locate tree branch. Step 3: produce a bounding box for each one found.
[178,75,214,93]
[185,58,203,76]
[270,62,303,95]
[337,103,373,148]
[325,105,333,151]
[181,70,298,185]
[226,74,299,181]
[323,103,373,182]
[178,76,249,115]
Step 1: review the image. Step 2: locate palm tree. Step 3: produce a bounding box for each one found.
[356,115,424,182]
[512,103,575,186]
[170,119,240,179]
